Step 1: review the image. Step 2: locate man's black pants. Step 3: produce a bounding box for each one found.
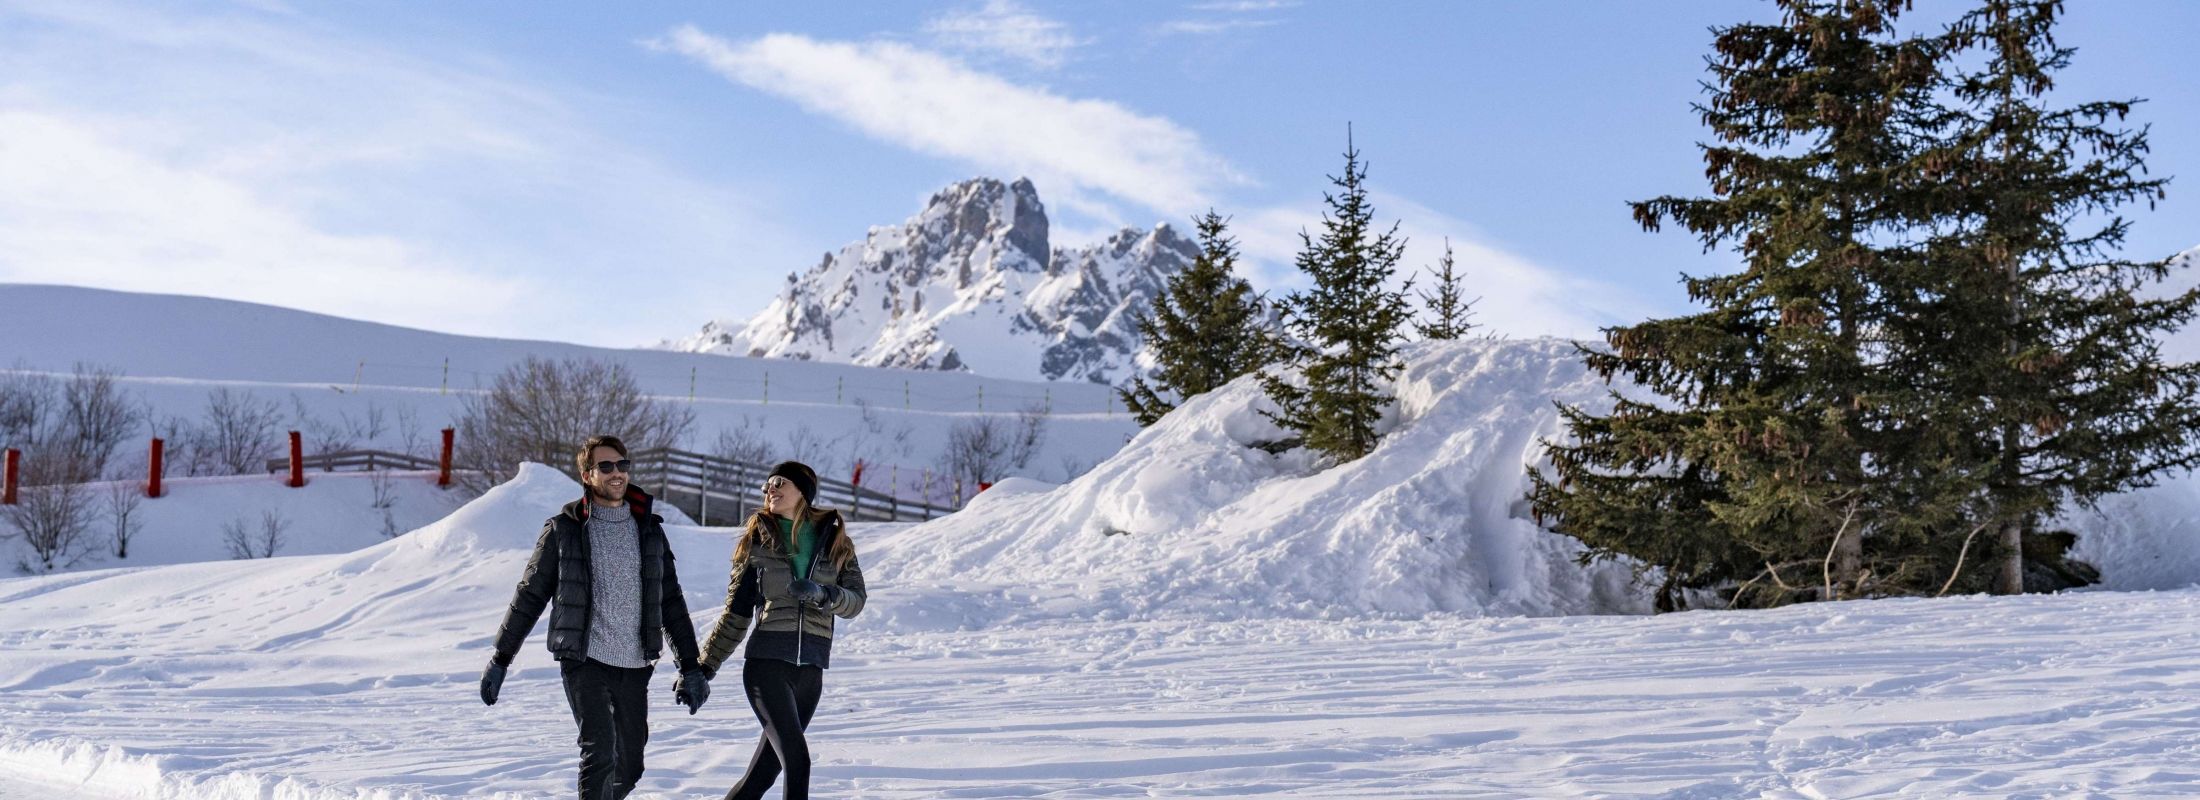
[560,657,653,800]
[724,658,824,800]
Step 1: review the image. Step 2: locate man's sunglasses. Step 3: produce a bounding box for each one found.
[590,459,633,474]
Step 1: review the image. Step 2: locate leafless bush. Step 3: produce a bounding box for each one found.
[780,423,828,467]
[6,480,95,573]
[294,396,391,455]
[451,357,694,494]
[104,479,144,559]
[0,365,145,485]
[371,468,403,538]
[370,468,399,511]
[224,510,289,559]
[55,364,144,481]
[395,405,426,459]
[200,388,285,475]
[0,367,55,454]
[936,405,1051,506]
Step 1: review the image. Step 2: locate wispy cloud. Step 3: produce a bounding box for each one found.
[922,0,1085,70]
[655,26,1243,222]
[1155,18,1281,36]
[0,0,794,345]
[1188,0,1300,11]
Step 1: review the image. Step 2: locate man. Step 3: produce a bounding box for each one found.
[479,434,711,800]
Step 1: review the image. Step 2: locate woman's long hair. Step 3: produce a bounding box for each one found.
[732,493,856,573]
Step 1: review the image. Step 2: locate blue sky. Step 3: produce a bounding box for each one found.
[3,0,2194,349]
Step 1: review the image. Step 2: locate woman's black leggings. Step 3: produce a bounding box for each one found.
[724,658,824,800]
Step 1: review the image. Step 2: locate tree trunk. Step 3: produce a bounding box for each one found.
[1994,519,2025,594]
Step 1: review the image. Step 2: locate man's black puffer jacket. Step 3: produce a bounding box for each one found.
[492,485,701,670]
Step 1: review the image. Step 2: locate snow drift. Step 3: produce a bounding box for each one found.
[865,337,1655,618]
[864,336,2200,619]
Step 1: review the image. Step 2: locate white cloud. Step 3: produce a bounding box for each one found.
[1154,18,1281,36]
[656,27,1244,221]
[1229,192,1650,341]
[1189,0,1300,11]
[922,0,1085,70]
[0,110,526,328]
[0,0,798,346]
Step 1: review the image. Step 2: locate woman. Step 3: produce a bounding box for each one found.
[697,460,868,800]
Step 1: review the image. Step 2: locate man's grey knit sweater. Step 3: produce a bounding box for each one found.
[585,502,647,668]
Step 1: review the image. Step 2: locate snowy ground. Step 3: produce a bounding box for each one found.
[2,465,2198,799]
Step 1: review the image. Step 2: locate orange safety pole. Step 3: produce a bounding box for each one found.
[2,448,17,505]
[438,427,455,487]
[147,438,164,498]
[287,431,305,488]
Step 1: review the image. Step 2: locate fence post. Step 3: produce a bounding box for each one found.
[438,428,455,487]
[440,357,450,396]
[904,380,910,410]
[762,371,770,405]
[287,431,305,488]
[148,438,164,499]
[2,448,17,506]
[977,385,984,413]
[837,376,843,405]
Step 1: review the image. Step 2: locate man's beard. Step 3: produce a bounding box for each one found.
[589,480,625,504]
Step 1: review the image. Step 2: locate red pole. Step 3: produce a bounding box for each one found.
[147,438,164,499]
[2,448,17,506]
[851,459,865,487]
[287,431,305,488]
[438,427,455,487]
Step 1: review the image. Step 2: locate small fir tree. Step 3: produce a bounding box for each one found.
[1414,238,1479,340]
[1260,133,1417,462]
[1119,211,1273,426]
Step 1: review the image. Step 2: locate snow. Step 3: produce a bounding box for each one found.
[10,290,2200,797]
[2,464,2199,797]
[0,282,1142,517]
[8,470,467,576]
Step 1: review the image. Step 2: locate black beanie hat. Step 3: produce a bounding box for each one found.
[768,461,818,506]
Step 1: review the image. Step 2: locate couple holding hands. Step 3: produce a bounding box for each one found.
[481,435,866,800]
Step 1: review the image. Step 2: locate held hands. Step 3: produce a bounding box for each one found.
[673,669,710,715]
[480,658,507,706]
[791,579,840,608]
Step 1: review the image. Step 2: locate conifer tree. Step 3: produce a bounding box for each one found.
[1414,239,1479,340]
[1119,210,1273,427]
[1916,0,2200,594]
[1261,134,1417,462]
[1526,1,1959,609]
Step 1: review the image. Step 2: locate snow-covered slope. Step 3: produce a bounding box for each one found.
[866,336,2200,619]
[11,471,468,576]
[5,464,2200,798]
[666,178,1200,384]
[870,337,1655,618]
[0,283,1140,503]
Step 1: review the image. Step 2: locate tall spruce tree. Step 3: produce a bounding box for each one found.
[1119,210,1273,427]
[1261,134,1417,462]
[1915,0,2200,594]
[1415,239,1480,340]
[1525,0,1962,609]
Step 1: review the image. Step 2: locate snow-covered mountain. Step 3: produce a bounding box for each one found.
[666,178,1201,384]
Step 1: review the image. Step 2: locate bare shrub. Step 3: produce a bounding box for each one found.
[55,364,144,481]
[104,479,144,559]
[200,389,285,475]
[451,357,694,494]
[224,510,288,559]
[6,480,95,573]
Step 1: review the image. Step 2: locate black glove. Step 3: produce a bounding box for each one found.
[673,669,710,715]
[791,579,840,608]
[480,658,508,706]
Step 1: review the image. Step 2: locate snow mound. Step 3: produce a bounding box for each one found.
[868,337,1656,618]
